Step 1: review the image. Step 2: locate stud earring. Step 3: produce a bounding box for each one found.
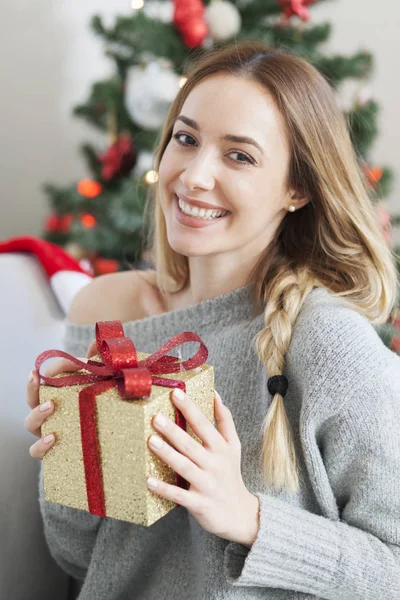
[288,205,296,212]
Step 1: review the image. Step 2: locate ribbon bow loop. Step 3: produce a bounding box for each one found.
[100,337,138,374]
[36,321,208,401]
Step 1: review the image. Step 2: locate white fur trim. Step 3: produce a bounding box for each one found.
[50,271,92,315]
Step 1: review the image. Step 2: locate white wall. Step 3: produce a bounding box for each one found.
[0,0,398,239]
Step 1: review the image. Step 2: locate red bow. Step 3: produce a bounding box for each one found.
[36,321,208,517]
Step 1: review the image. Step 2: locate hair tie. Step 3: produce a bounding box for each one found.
[267,375,289,398]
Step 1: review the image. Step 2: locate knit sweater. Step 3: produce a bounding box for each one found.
[38,284,400,600]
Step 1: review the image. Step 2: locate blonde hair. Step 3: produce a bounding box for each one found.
[144,40,399,493]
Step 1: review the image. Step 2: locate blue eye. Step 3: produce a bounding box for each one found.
[172,132,255,166]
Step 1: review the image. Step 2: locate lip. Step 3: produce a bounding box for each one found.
[176,193,229,213]
[173,194,230,229]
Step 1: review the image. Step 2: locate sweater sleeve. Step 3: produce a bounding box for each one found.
[38,321,101,581]
[223,351,400,598]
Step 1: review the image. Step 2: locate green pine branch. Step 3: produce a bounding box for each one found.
[346,100,379,156]
[313,51,373,87]
[91,13,188,76]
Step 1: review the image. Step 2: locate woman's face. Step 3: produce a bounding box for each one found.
[158,73,299,258]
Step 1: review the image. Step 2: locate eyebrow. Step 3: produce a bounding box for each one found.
[173,115,266,156]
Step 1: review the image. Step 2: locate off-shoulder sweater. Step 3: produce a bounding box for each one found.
[38,284,400,600]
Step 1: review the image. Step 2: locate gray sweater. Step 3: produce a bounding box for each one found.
[39,284,400,600]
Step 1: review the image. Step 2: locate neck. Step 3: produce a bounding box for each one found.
[177,252,260,307]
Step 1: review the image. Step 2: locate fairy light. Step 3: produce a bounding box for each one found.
[131,0,144,9]
[145,170,159,184]
[81,214,97,229]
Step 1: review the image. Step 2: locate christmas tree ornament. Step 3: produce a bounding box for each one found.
[98,133,137,182]
[173,0,208,47]
[77,179,103,198]
[205,0,241,41]
[93,256,120,275]
[44,214,62,233]
[44,213,74,234]
[182,18,209,47]
[173,0,205,27]
[125,63,181,129]
[143,0,174,23]
[134,150,155,177]
[279,0,316,21]
[355,84,373,107]
[0,236,92,315]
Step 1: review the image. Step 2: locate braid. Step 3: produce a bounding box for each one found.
[255,266,317,493]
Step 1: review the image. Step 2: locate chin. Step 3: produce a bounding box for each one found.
[166,232,213,258]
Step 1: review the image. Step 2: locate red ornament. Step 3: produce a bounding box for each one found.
[173,0,205,26]
[182,19,209,47]
[279,0,316,21]
[173,0,208,47]
[44,213,73,234]
[77,179,103,199]
[93,256,120,276]
[45,214,61,233]
[98,133,137,182]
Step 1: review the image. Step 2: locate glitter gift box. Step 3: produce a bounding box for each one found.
[37,321,214,527]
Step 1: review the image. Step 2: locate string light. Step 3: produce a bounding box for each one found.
[145,170,159,184]
[81,214,97,229]
[131,0,144,9]
[77,179,103,198]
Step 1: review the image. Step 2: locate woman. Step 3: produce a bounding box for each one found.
[25,41,400,599]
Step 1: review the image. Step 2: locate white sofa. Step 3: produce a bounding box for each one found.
[0,253,79,599]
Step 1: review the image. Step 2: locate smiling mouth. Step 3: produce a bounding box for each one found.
[175,195,230,220]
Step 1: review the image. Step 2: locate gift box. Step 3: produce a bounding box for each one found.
[36,321,214,527]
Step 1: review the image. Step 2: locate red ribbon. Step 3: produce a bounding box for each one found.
[35,321,208,517]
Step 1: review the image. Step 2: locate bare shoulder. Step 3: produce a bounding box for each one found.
[67,269,166,325]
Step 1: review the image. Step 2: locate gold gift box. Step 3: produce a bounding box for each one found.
[40,352,214,526]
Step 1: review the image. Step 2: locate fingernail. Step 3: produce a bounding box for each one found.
[215,390,223,404]
[43,434,55,444]
[147,477,159,488]
[39,401,51,413]
[172,388,185,402]
[154,412,168,427]
[149,435,164,448]
[28,371,35,384]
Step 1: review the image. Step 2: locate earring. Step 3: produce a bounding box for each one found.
[288,205,296,212]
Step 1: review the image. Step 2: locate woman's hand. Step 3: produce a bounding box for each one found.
[24,351,95,459]
[147,388,260,546]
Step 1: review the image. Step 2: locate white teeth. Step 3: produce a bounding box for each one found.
[177,197,228,220]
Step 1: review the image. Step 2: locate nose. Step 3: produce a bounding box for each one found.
[179,151,215,192]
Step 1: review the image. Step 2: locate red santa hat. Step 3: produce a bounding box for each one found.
[0,235,93,315]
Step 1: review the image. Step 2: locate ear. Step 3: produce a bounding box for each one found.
[287,187,310,211]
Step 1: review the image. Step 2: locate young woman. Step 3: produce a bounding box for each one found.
[25,41,400,599]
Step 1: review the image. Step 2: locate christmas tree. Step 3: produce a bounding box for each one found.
[42,0,400,350]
